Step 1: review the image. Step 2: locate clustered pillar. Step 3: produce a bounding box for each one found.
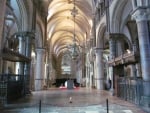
[24,32,34,94]
[95,48,104,90]
[132,7,150,106]
[109,37,116,94]
[18,35,25,75]
[16,32,34,94]
[35,48,45,91]
[0,0,7,73]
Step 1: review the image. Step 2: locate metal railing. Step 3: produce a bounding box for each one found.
[0,74,24,82]
[0,81,7,104]
[116,77,150,105]
[0,74,24,104]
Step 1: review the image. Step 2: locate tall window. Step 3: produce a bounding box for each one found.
[134,0,137,7]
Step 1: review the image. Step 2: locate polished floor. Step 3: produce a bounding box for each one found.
[0,88,147,113]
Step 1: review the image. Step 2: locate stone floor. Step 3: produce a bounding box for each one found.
[0,88,148,113]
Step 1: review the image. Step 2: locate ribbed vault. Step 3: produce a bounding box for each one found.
[47,0,93,57]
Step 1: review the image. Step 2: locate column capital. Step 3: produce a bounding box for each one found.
[36,48,45,54]
[132,7,150,22]
[14,31,35,38]
[105,33,126,40]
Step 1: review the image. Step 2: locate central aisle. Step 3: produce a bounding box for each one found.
[1,88,146,113]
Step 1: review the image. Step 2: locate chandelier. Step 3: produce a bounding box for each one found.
[70,0,79,60]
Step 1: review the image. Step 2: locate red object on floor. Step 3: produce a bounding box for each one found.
[59,86,67,89]
[59,86,79,90]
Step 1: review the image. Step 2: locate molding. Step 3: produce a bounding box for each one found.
[131,7,150,22]
[14,31,35,38]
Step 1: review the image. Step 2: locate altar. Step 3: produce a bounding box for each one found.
[66,79,74,89]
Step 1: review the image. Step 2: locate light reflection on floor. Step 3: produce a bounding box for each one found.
[0,104,136,113]
[0,88,147,113]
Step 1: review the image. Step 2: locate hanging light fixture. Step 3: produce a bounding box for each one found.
[70,0,79,60]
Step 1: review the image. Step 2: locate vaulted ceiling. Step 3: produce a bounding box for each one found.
[46,0,94,56]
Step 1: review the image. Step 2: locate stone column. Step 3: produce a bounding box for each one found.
[109,37,116,94]
[132,9,150,81]
[94,61,97,87]
[35,48,45,91]
[89,63,93,88]
[109,38,116,59]
[130,65,136,77]
[11,33,26,95]
[88,64,91,88]
[0,0,7,73]
[17,35,25,75]
[24,32,34,94]
[92,16,96,47]
[136,63,141,77]
[117,40,123,56]
[86,65,89,88]
[132,8,150,106]
[95,48,104,90]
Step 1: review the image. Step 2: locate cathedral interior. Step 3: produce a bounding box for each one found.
[0,0,150,113]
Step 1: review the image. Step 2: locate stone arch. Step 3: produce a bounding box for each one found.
[96,22,106,48]
[2,0,31,49]
[35,10,46,48]
[109,0,133,50]
[110,0,128,33]
[35,23,44,48]
[11,0,29,31]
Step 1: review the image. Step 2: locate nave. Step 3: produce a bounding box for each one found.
[0,0,150,113]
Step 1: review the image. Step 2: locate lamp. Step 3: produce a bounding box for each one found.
[70,0,79,60]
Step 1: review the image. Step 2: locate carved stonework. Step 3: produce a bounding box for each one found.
[108,52,139,66]
[132,8,150,22]
[15,31,35,38]
[36,48,45,55]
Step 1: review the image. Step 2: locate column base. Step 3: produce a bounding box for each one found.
[140,96,150,107]
[110,88,115,96]
[140,96,150,113]
[96,78,104,90]
[34,79,44,91]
